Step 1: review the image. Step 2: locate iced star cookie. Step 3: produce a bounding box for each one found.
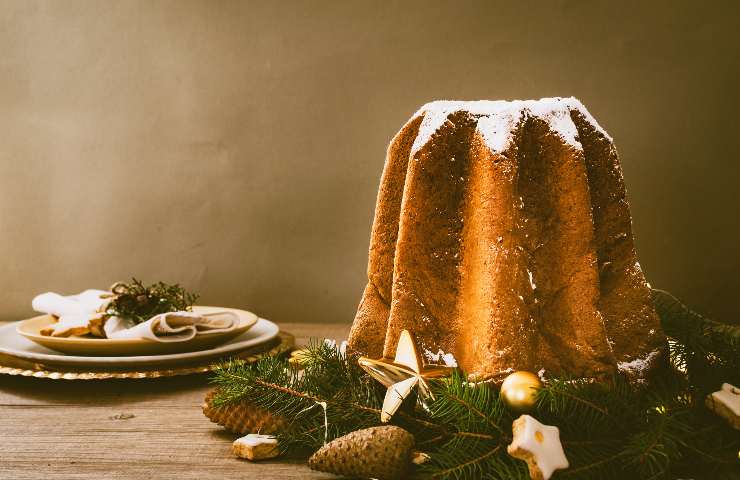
[705,383,740,430]
[507,414,569,480]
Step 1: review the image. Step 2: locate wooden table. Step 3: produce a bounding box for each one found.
[0,322,351,480]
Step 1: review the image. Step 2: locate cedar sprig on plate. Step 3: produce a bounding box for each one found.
[105,278,199,324]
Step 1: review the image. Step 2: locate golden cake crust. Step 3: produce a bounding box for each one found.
[348,98,666,382]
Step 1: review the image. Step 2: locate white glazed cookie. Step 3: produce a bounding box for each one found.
[705,383,740,430]
[232,434,279,461]
[507,414,569,480]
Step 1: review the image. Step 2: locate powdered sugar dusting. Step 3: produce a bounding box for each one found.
[411,107,454,155]
[618,350,661,378]
[424,349,458,367]
[323,338,348,355]
[234,434,277,447]
[528,99,580,147]
[476,108,523,153]
[564,97,613,141]
[410,97,612,156]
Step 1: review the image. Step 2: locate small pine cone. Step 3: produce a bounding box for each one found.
[308,426,415,480]
[202,389,286,435]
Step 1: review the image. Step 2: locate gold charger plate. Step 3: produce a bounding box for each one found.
[17,306,258,356]
[0,331,294,380]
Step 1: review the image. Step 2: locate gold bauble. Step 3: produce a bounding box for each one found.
[500,371,543,412]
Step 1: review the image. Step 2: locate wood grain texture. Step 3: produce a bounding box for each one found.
[0,322,351,480]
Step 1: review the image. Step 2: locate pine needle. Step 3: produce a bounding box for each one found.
[207,289,740,479]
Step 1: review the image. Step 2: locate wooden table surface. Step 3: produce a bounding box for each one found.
[0,322,352,480]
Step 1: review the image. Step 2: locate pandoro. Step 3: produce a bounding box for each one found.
[348,98,666,382]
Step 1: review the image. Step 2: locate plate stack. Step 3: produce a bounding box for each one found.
[0,306,291,380]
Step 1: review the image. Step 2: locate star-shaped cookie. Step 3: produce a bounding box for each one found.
[507,414,569,480]
[705,383,740,430]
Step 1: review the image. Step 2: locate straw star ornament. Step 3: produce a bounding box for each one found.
[358,330,454,422]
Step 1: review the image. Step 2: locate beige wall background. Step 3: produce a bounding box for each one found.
[1,0,738,325]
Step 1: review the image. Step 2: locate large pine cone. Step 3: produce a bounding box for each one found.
[202,389,286,435]
[308,426,415,480]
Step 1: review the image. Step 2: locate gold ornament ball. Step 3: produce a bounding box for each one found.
[500,371,543,412]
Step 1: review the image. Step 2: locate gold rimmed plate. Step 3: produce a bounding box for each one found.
[0,331,294,380]
[15,306,257,356]
[0,315,279,370]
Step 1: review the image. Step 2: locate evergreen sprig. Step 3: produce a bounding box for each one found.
[653,289,739,398]
[105,278,198,324]
[210,291,740,479]
[212,340,386,452]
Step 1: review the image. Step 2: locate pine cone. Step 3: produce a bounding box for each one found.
[308,426,415,480]
[202,389,286,435]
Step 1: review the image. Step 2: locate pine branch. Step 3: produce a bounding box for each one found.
[535,377,633,439]
[106,278,198,324]
[622,411,682,479]
[431,445,502,479]
[428,370,509,438]
[455,431,498,441]
[418,371,521,479]
[559,450,626,477]
[206,289,740,479]
[653,289,740,396]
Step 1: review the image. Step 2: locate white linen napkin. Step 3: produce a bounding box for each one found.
[32,290,109,317]
[32,290,110,337]
[104,310,240,342]
[31,290,239,342]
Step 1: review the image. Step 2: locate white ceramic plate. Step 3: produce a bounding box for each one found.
[0,317,279,368]
[16,306,258,356]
